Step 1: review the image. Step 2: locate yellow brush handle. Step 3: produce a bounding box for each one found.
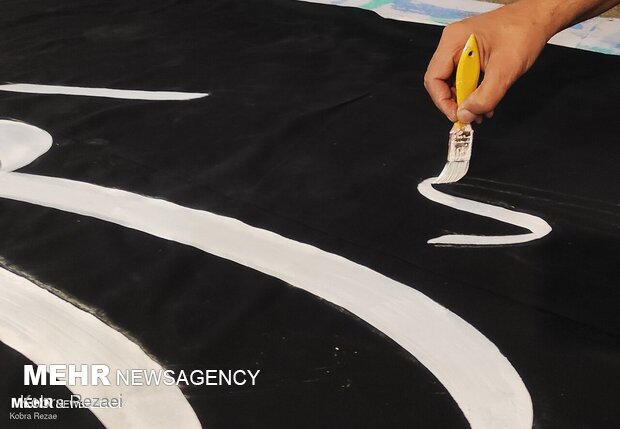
[454,34,480,126]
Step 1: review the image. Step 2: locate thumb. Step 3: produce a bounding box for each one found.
[457,62,516,123]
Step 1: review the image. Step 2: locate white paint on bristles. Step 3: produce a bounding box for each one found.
[418,177,552,245]
[0,83,208,100]
[0,120,533,429]
[0,267,201,429]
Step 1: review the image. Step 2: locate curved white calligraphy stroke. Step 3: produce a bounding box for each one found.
[0,267,201,429]
[0,83,208,100]
[418,178,552,245]
[0,120,201,428]
[0,120,533,429]
[0,120,52,171]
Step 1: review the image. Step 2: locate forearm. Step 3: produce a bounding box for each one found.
[424,0,619,123]
[573,0,620,21]
[506,0,620,39]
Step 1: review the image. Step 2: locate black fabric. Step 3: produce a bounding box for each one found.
[0,1,619,428]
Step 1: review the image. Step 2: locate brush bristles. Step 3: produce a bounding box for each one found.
[434,161,470,184]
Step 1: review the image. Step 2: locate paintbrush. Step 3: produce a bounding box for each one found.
[434,34,481,184]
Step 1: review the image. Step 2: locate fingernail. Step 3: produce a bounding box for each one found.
[457,108,475,124]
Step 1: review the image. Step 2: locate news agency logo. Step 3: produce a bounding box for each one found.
[8,394,122,422]
[11,395,54,408]
[23,364,261,386]
[8,391,124,422]
[11,394,123,410]
[24,364,111,386]
[7,364,261,421]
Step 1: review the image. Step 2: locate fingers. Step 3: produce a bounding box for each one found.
[426,28,519,124]
[457,59,514,123]
[457,108,479,124]
[424,34,460,121]
[424,77,458,122]
[458,109,494,125]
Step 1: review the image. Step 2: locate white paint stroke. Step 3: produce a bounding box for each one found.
[0,83,208,100]
[0,267,201,429]
[0,120,52,172]
[418,177,552,245]
[0,170,534,429]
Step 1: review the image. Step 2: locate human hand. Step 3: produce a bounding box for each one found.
[424,2,552,124]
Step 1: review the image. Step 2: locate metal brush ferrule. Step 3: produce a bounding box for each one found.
[447,125,473,162]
